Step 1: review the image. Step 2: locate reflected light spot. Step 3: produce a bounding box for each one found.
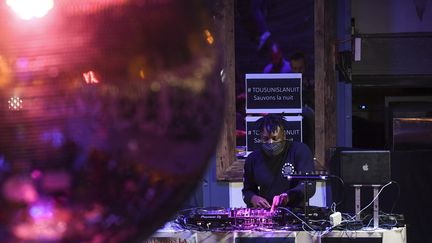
[31,170,42,180]
[204,29,214,45]
[3,176,38,203]
[8,96,23,111]
[29,202,54,219]
[220,69,226,83]
[16,58,28,70]
[40,129,65,148]
[13,204,68,241]
[84,204,104,223]
[0,56,11,87]
[22,184,38,203]
[139,69,146,79]
[6,0,54,20]
[83,70,100,84]
[0,155,8,172]
[150,82,161,92]
[42,171,72,192]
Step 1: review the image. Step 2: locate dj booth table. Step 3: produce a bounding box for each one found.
[148,227,406,243]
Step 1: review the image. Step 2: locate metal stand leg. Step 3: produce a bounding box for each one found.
[304,180,310,222]
[352,185,382,228]
[354,185,361,221]
[373,186,380,228]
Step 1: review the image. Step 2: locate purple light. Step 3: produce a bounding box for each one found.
[29,202,54,219]
[31,170,42,180]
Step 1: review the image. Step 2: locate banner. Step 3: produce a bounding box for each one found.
[245,73,302,114]
[246,116,303,152]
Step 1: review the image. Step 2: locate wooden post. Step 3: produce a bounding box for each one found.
[216,0,240,180]
[314,0,337,169]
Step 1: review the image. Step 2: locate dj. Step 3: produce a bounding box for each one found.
[242,114,315,211]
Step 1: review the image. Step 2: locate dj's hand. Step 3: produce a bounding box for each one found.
[250,195,271,209]
[271,193,288,212]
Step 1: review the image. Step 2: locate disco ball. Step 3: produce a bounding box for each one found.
[0,0,224,241]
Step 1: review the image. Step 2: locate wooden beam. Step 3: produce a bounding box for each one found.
[314,0,337,169]
[216,0,243,181]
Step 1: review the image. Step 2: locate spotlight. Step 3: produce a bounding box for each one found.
[8,96,23,111]
[6,0,54,20]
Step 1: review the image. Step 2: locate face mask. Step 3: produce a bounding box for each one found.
[262,140,286,157]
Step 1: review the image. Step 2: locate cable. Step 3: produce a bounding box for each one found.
[365,214,374,229]
[330,202,337,213]
[379,214,398,228]
[363,213,398,230]
[328,174,345,209]
[302,224,320,237]
[278,207,316,232]
[317,219,352,237]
